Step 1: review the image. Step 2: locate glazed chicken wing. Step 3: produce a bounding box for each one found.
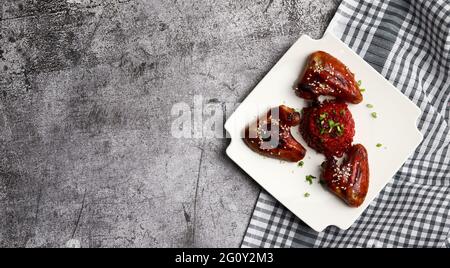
[321,144,369,207]
[295,51,363,104]
[244,105,306,162]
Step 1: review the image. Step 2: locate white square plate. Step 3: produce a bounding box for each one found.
[225,33,423,232]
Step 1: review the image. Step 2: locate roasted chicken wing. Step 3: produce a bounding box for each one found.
[321,144,369,207]
[244,105,306,162]
[295,51,363,104]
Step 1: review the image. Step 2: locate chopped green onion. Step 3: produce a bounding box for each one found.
[327,120,344,134]
[366,104,374,108]
[305,175,316,185]
[336,125,344,135]
[304,192,310,198]
[319,113,328,120]
[360,88,366,92]
[358,80,362,86]
[298,161,304,167]
[371,112,378,118]
[328,119,336,128]
[376,143,383,148]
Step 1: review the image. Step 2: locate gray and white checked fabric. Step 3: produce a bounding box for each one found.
[242,0,450,248]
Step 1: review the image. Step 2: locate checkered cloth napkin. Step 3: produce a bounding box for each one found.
[241,0,450,248]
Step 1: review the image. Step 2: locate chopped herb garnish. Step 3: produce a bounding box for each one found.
[358,80,362,86]
[371,112,378,118]
[319,113,328,120]
[304,192,310,198]
[305,175,316,185]
[376,143,383,148]
[328,119,337,128]
[298,161,304,167]
[336,125,344,135]
[366,104,374,108]
[320,128,326,135]
[360,88,366,92]
[327,120,344,134]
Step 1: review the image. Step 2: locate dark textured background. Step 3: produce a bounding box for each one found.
[0,0,340,247]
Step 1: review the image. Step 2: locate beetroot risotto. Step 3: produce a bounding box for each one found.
[300,101,355,157]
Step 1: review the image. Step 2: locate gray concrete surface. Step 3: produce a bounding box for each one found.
[0,0,340,248]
